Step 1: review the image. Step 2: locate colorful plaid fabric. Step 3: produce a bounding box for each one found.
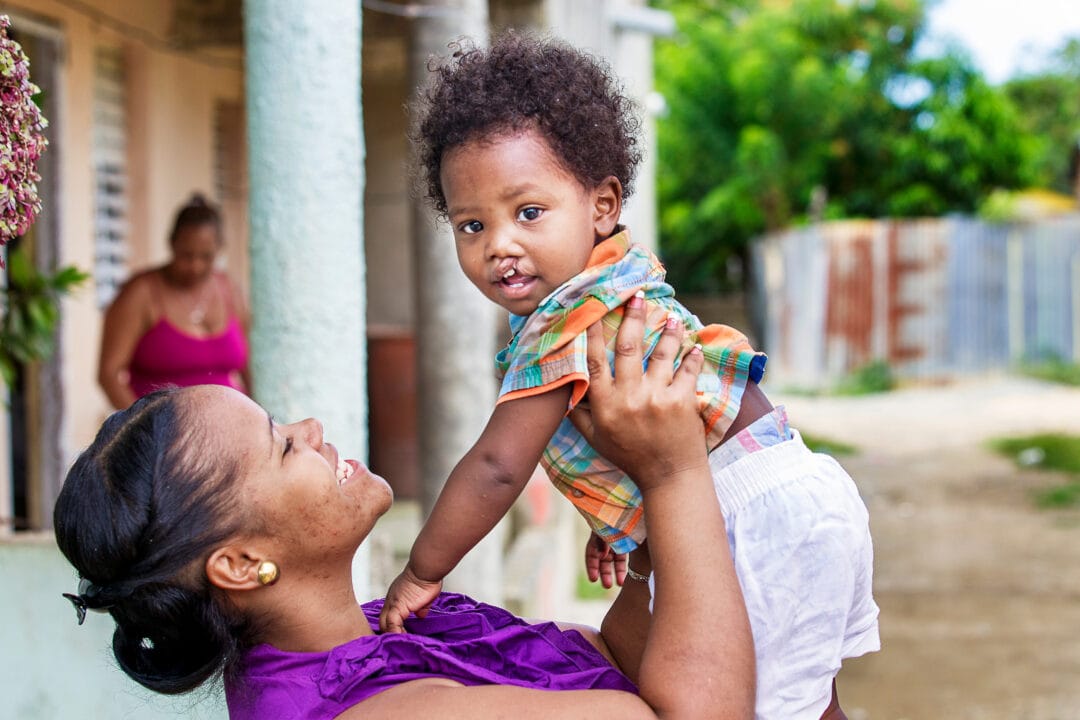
[495,230,766,553]
[710,406,793,471]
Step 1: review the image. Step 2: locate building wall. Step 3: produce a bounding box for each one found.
[0,538,227,718]
[0,0,244,511]
[0,0,670,708]
[1,2,242,709]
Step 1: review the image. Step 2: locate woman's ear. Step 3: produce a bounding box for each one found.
[592,176,623,239]
[206,545,262,591]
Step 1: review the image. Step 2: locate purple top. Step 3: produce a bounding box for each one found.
[225,593,636,719]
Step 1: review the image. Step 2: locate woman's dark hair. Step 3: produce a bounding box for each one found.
[54,389,253,695]
[413,33,643,215]
[169,193,221,245]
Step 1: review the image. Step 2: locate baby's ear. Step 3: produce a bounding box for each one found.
[592,176,623,237]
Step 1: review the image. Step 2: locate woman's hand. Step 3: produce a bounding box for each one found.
[569,294,708,493]
[576,292,756,719]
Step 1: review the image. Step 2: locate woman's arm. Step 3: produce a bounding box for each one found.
[222,272,253,394]
[576,310,755,717]
[97,276,151,409]
[380,385,572,632]
[597,542,653,683]
[356,299,755,719]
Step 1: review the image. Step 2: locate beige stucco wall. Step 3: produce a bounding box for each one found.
[0,0,244,480]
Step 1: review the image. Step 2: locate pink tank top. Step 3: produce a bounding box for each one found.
[128,275,249,397]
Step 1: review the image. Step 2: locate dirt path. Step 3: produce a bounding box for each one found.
[773,377,1080,719]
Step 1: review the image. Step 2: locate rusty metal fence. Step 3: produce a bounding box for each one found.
[751,215,1080,389]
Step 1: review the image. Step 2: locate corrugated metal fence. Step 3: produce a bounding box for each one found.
[752,215,1080,389]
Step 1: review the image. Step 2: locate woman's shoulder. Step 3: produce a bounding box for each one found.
[120,267,163,294]
[106,268,161,312]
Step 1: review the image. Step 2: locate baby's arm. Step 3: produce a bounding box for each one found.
[380,384,572,632]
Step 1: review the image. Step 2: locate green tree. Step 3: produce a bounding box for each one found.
[880,54,1040,216]
[654,0,1040,292]
[1004,37,1080,194]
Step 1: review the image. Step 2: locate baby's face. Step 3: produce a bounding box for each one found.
[441,129,612,316]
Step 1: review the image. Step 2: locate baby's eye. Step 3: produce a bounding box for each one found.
[518,207,542,222]
[460,220,483,234]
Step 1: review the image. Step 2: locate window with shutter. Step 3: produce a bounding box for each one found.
[92,47,128,309]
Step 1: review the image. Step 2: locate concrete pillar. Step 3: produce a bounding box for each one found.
[409,0,505,603]
[611,3,675,251]
[243,1,369,594]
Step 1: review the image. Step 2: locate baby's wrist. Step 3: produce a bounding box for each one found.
[405,556,446,585]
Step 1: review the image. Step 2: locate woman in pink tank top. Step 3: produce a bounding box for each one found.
[98,194,250,409]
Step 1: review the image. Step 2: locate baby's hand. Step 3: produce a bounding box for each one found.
[584,531,626,588]
[379,565,443,634]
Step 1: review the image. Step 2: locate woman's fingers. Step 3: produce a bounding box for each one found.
[646,316,685,383]
[612,292,646,383]
[583,311,614,393]
[672,343,705,394]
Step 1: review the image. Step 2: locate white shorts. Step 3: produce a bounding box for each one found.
[649,430,880,719]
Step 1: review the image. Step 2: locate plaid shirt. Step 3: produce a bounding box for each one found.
[495,230,766,552]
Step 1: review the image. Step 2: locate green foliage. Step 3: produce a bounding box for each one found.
[1018,357,1080,386]
[653,0,1044,292]
[1033,482,1080,509]
[991,434,1080,474]
[834,359,894,396]
[1003,38,1080,194]
[0,246,88,387]
[575,569,617,600]
[990,433,1080,508]
[799,432,856,456]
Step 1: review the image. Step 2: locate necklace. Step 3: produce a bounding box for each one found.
[188,278,213,326]
[161,267,215,327]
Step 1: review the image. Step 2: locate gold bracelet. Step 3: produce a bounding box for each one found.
[625,565,649,583]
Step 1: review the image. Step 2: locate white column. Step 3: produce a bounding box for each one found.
[243,1,369,593]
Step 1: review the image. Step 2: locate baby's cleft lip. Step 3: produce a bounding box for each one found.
[500,269,531,286]
[492,258,518,282]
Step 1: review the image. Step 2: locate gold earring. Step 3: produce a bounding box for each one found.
[257,561,280,586]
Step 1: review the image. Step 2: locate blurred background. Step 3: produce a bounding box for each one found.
[1,0,1079,717]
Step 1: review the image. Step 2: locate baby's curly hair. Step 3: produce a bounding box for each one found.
[412,33,643,215]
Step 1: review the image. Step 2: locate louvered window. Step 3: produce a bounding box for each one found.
[92,47,128,308]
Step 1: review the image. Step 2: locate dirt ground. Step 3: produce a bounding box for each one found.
[773,376,1080,720]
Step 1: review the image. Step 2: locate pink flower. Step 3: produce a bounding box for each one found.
[0,15,49,268]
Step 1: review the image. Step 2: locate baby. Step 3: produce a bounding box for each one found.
[382,34,878,719]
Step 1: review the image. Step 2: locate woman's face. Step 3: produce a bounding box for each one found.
[169,223,220,286]
[188,386,393,560]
